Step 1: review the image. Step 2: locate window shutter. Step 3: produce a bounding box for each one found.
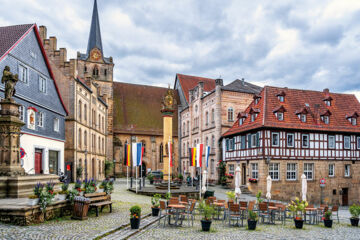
[256,132,260,147]
[248,134,251,148]
[226,139,229,151]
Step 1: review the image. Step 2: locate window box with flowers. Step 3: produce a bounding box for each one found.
[248,178,258,183]
[225,173,234,179]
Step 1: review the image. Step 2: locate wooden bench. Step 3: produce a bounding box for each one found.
[84,192,112,217]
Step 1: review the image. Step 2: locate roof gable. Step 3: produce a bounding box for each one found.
[221,79,262,94]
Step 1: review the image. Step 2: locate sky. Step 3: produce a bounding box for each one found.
[1,0,360,97]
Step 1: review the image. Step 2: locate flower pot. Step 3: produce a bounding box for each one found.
[57,194,67,201]
[294,219,304,229]
[201,219,212,231]
[28,198,39,206]
[324,219,333,228]
[130,218,140,229]
[150,180,154,185]
[152,207,160,216]
[247,220,257,230]
[350,218,359,227]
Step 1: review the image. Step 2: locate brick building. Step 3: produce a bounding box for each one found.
[175,74,261,181]
[113,82,179,177]
[222,86,360,206]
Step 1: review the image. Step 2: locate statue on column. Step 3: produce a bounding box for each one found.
[1,66,18,100]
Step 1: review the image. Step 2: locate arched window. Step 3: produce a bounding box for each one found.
[183,122,186,136]
[187,121,189,134]
[159,143,163,163]
[211,109,215,123]
[98,114,101,129]
[183,143,186,156]
[211,135,215,149]
[206,137,209,146]
[93,66,99,76]
[78,100,82,121]
[205,111,209,125]
[78,128,82,149]
[84,130,87,147]
[98,136,101,152]
[84,104,87,122]
[102,138,105,153]
[228,107,234,122]
[102,116,105,131]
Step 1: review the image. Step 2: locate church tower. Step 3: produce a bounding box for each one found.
[76,0,114,160]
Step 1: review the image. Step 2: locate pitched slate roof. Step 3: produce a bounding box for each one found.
[221,79,262,94]
[223,86,360,137]
[176,73,216,103]
[0,23,68,115]
[113,82,179,136]
[87,0,103,55]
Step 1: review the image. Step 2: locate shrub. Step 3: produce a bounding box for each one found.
[74,179,82,190]
[256,191,263,204]
[248,210,258,221]
[226,191,235,201]
[46,181,55,196]
[349,204,360,219]
[287,197,308,220]
[160,172,164,179]
[130,205,141,219]
[151,194,161,208]
[105,160,114,177]
[165,192,172,200]
[76,166,83,179]
[178,174,183,180]
[324,211,332,220]
[199,200,215,221]
[147,173,154,181]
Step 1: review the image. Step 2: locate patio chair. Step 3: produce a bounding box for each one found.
[208,196,216,203]
[269,202,275,207]
[331,205,339,223]
[159,200,173,227]
[169,198,179,205]
[316,205,329,224]
[228,203,243,227]
[179,195,188,202]
[213,200,226,220]
[180,201,196,227]
[258,202,270,224]
[275,204,287,225]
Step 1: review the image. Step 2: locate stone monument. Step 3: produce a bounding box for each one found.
[161,87,176,181]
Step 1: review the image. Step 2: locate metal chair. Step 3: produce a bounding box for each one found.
[331,205,340,223]
[180,201,196,226]
[228,203,243,226]
[159,200,173,227]
[258,202,270,224]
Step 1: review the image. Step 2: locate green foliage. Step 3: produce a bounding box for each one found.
[39,191,54,213]
[220,176,227,185]
[287,197,308,220]
[130,205,141,218]
[33,183,44,198]
[324,211,332,220]
[105,160,114,177]
[199,200,215,221]
[248,210,258,221]
[151,194,161,208]
[256,191,263,204]
[178,174,183,180]
[165,192,172,200]
[68,189,79,203]
[61,182,69,192]
[160,172,164,179]
[147,173,154,181]
[218,161,226,184]
[76,166,83,179]
[226,191,236,200]
[349,204,360,218]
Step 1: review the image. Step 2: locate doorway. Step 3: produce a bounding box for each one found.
[342,188,348,206]
[242,163,246,185]
[34,149,43,174]
[141,162,147,177]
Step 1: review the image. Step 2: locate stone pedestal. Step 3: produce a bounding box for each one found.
[0,99,25,176]
[162,111,174,181]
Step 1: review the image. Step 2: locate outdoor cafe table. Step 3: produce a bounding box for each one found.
[305,207,318,225]
[168,204,186,226]
[213,202,225,220]
[268,206,278,224]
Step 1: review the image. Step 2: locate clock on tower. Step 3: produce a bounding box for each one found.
[90,48,102,61]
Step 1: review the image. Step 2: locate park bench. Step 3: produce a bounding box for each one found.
[84,192,112,217]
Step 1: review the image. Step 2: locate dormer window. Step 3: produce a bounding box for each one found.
[346,112,359,126]
[251,113,257,122]
[300,114,306,123]
[324,100,331,106]
[278,96,284,102]
[249,108,260,122]
[276,112,284,121]
[253,95,261,105]
[351,118,357,126]
[239,118,244,126]
[238,112,247,126]
[273,105,286,121]
[323,95,333,107]
[321,115,329,124]
[276,91,286,102]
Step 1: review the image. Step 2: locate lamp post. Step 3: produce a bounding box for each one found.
[85,149,88,180]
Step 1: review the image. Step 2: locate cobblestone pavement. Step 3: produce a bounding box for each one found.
[0,180,152,240]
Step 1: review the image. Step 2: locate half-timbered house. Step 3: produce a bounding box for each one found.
[222,86,360,205]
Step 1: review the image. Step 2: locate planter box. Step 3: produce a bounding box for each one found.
[324,219,333,228]
[57,194,67,201]
[152,207,160,216]
[28,198,39,206]
[247,220,257,230]
[294,219,304,229]
[201,220,212,231]
[350,218,359,227]
[98,189,104,193]
[130,218,140,229]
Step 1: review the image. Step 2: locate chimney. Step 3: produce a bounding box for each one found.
[199,81,204,88]
[39,26,47,42]
[241,78,245,86]
[314,104,321,125]
[323,88,330,96]
[49,36,57,51]
[59,48,67,66]
[215,78,223,86]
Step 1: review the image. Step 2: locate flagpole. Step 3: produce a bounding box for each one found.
[127,166,129,189]
[168,138,171,194]
[199,167,202,199]
[136,166,138,193]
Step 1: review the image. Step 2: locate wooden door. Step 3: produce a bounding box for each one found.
[35,150,42,174]
[342,188,348,206]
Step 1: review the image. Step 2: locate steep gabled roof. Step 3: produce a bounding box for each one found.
[113,82,179,136]
[0,23,68,115]
[223,86,360,137]
[176,73,216,103]
[221,79,262,94]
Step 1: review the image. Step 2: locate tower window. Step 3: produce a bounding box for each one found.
[84,65,87,73]
[104,69,107,76]
[93,67,99,76]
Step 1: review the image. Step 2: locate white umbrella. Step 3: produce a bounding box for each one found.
[202,170,207,193]
[235,166,241,199]
[301,173,307,201]
[266,175,272,200]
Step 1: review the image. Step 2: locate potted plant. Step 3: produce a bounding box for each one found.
[349,204,360,226]
[287,197,308,229]
[130,205,141,229]
[256,191,263,204]
[105,179,114,194]
[199,200,215,231]
[323,210,333,228]
[58,182,69,201]
[147,173,154,184]
[99,180,106,192]
[226,191,236,202]
[247,210,258,230]
[28,183,43,205]
[151,193,161,216]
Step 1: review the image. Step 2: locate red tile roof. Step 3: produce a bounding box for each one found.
[223,86,360,136]
[176,73,216,103]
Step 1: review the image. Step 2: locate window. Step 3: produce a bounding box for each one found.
[195,105,198,112]
[84,65,87,72]
[286,163,297,180]
[278,95,284,102]
[84,104,87,122]
[269,163,279,180]
[351,117,357,126]
[39,76,46,93]
[329,164,335,177]
[78,129,82,148]
[251,163,258,179]
[247,134,252,148]
[254,98,260,105]
[205,137,209,147]
[54,118,59,132]
[251,133,259,148]
[357,137,360,150]
[211,109,215,123]
[27,108,36,130]
[239,118,244,126]
[19,65,28,83]
[78,101,82,120]
[277,112,284,121]
[37,112,44,127]
[84,131,87,147]
[344,136,350,149]
[205,111,209,125]
[228,108,234,122]
[104,69,107,76]
[211,159,215,174]
[324,100,331,106]
[287,133,294,147]
[241,135,246,149]
[272,132,279,147]
[328,135,335,149]
[187,121,189,134]
[229,164,235,175]
[48,150,59,175]
[19,106,25,121]
[345,164,351,177]
[304,163,314,180]
[227,138,235,150]
[302,134,309,148]
[93,67,99,76]
[321,115,329,124]
[211,135,215,149]
[159,143,163,163]
[251,113,257,122]
[300,114,306,123]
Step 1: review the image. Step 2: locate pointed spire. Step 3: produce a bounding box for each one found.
[87,0,103,56]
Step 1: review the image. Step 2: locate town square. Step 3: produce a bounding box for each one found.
[0,0,360,239]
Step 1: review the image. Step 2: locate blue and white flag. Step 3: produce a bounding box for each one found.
[132,142,143,167]
[205,146,211,168]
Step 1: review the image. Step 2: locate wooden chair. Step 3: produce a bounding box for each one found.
[169,198,179,205]
[159,200,173,227]
[258,202,270,224]
[332,205,339,223]
[269,202,275,207]
[228,203,243,226]
[208,196,216,203]
[180,201,196,226]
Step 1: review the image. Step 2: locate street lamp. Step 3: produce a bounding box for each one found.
[84,149,88,180]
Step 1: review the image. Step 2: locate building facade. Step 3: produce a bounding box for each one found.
[175,74,261,181]
[0,24,67,175]
[112,82,179,177]
[222,86,360,206]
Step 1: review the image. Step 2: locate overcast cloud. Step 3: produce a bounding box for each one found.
[1,0,360,96]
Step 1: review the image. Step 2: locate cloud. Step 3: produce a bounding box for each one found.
[1,0,360,95]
